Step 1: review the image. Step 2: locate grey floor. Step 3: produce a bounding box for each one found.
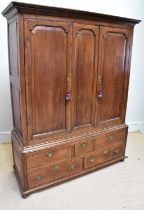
[0,132,144,210]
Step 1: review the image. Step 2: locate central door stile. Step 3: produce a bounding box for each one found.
[65,23,73,133]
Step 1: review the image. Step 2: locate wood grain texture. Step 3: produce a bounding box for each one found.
[2,1,140,26]
[73,24,99,128]
[24,19,72,141]
[31,25,67,134]
[96,27,129,127]
[3,2,139,197]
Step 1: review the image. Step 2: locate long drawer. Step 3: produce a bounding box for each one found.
[26,128,127,189]
[28,158,83,188]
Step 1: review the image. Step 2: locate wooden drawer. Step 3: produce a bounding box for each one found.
[28,158,83,188]
[95,129,126,150]
[27,146,71,170]
[84,143,125,169]
[75,139,93,156]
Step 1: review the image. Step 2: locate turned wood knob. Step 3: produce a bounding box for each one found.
[97,89,103,99]
[65,90,72,101]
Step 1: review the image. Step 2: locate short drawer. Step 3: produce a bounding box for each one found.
[84,143,124,169]
[27,146,71,170]
[28,158,83,188]
[95,129,126,151]
[75,139,93,156]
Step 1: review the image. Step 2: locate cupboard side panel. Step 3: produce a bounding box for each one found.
[8,18,22,138]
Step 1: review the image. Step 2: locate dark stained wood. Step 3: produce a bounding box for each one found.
[2,2,139,197]
[8,17,22,139]
[75,139,93,156]
[2,1,140,26]
[84,143,125,169]
[96,27,130,126]
[95,130,125,146]
[27,146,72,170]
[73,24,99,128]
[28,158,83,188]
[31,25,66,134]
[11,85,22,135]
[8,19,19,77]
[24,19,72,140]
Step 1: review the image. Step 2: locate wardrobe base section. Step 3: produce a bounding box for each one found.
[14,156,126,198]
[12,125,128,198]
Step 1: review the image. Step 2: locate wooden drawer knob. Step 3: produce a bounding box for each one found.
[80,143,87,149]
[90,157,96,163]
[47,151,55,158]
[97,89,103,100]
[35,176,42,181]
[103,149,110,155]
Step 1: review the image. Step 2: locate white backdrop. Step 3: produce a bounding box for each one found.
[0,0,144,141]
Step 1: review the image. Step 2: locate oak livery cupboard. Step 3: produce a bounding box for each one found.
[2,2,140,197]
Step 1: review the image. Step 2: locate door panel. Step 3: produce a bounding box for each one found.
[96,27,129,126]
[72,24,99,129]
[25,19,72,140]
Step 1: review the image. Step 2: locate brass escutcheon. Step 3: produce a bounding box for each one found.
[53,165,60,171]
[114,149,120,155]
[90,157,96,163]
[69,164,76,170]
[103,149,110,155]
[47,150,55,158]
[108,136,113,141]
[35,176,42,181]
[80,143,86,149]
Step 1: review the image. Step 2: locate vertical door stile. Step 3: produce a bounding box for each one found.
[95,27,105,125]
[65,23,73,133]
[72,23,99,130]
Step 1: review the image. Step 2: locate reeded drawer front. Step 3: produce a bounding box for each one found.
[28,158,83,188]
[84,143,125,169]
[27,147,71,170]
[75,139,93,156]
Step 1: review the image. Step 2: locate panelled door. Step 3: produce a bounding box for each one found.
[72,23,99,130]
[96,26,130,127]
[25,19,72,141]
[25,19,129,142]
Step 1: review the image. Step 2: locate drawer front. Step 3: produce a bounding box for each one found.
[28,158,83,188]
[27,147,71,170]
[75,139,93,156]
[95,129,126,150]
[84,142,125,169]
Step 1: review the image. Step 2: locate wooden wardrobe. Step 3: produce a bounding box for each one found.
[2,2,140,197]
